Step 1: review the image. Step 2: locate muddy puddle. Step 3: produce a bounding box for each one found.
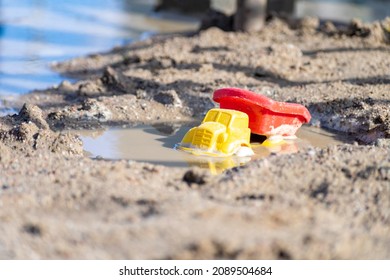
[76,124,351,174]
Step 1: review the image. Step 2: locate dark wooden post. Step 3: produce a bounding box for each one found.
[155,0,211,13]
[234,0,267,32]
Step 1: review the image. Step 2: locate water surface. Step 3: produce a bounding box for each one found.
[78,124,351,174]
[0,0,198,97]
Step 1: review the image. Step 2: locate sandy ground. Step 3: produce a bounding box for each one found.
[0,17,389,259]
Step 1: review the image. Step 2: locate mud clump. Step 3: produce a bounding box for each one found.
[48,99,112,130]
[344,18,390,44]
[100,66,129,93]
[154,89,182,107]
[17,103,49,129]
[288,16,390,44]
[309,97,390,144]
[0,104,83,156]
[183,169,210,186]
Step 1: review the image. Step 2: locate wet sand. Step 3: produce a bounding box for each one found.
[0,17,389,259]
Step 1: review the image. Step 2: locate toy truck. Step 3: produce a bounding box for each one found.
[178,87,311,157]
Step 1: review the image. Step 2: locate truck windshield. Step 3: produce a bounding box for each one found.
[203,110,231,127]
[218,112,231,127]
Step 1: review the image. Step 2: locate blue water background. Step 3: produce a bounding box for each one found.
[0,0,200,98]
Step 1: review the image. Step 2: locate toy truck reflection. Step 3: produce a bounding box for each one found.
[179,108,252,156]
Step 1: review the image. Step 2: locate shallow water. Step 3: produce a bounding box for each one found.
[0,0,198,97]
[78,124,350,174]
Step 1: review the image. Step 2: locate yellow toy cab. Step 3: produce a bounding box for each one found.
[177,108,254,157]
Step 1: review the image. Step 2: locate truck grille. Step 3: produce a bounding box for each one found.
[193,129,213,148]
